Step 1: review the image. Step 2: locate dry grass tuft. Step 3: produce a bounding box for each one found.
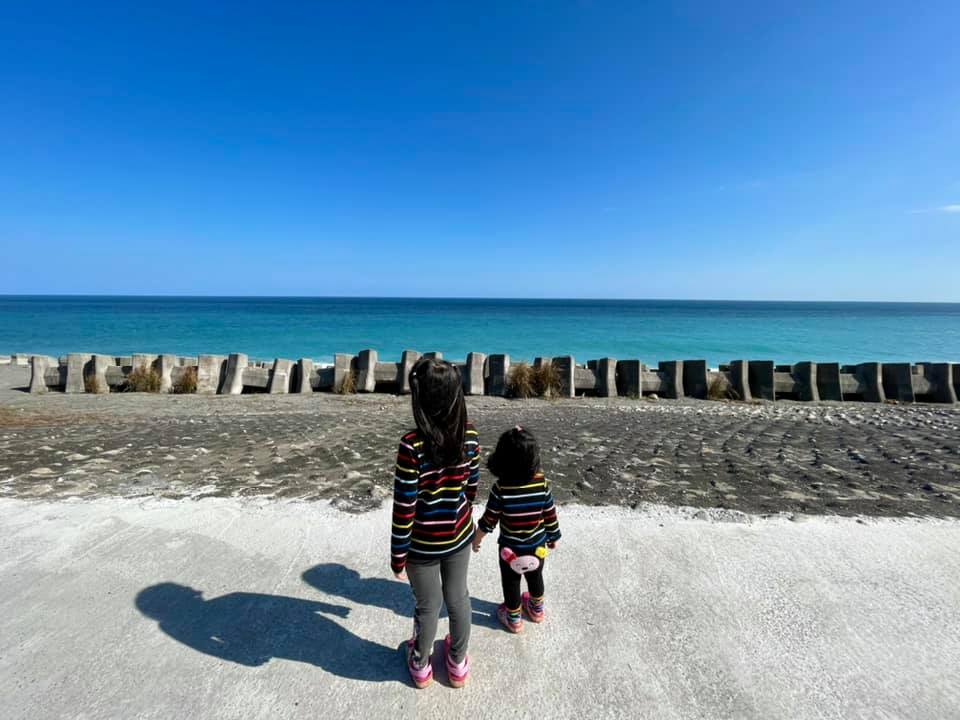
[507,362,536,399]
[84,374,102,394]
[126,364,162,393]
[336,370,357,395]
[531,362,562,398]
[171,366,198,394]
[708,374,740,401]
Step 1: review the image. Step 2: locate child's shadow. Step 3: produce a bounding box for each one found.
[301,563,500,629]
[135,583,406,683]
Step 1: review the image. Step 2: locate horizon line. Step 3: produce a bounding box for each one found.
[1,293,960,305]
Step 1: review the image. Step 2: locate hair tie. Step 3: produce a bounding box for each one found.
[514,425,523,431]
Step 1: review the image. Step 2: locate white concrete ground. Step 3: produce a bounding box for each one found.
[1,498,958,720]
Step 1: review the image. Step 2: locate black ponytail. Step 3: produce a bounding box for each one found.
[409,357,467,467]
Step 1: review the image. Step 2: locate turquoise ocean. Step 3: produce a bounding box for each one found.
[1,296,958,367]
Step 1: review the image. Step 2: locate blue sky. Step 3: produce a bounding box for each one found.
[2,1,958,300]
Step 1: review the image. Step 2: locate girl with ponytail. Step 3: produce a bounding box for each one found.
[390,357,480,688]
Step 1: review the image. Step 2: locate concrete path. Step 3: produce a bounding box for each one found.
[1,498,958,720]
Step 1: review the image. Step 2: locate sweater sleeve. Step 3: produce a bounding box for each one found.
[542,480,561,543]
[478,483,503,534]
[465,427,480,504]
[390,436,419,573]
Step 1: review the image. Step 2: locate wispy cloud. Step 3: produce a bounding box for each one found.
[910,204,960,214]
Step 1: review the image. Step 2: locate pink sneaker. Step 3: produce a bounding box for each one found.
[406,639,433,689]
[521,592,545,623]
[443,634,470,688]
[497,604,524,634]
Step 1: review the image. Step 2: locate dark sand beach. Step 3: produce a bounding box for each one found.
[1,365,958,517]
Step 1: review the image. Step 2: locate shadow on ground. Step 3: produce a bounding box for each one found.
[135,583,407,682]
[301,563,501,629]
[134,564,501,682]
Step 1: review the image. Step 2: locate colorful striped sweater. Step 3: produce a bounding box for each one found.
[390,424,480,573]
[478,471,561,552]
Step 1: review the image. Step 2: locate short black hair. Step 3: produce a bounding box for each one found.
[487,426,541,480]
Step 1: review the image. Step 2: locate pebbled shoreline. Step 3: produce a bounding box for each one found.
[1,366,958,517]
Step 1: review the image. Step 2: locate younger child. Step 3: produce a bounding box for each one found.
[472,426,560,632]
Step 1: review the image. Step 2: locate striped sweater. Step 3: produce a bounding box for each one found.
[390,424,480,573]
[478,471,561,552]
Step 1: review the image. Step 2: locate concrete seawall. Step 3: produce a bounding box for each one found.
[21,351,960,404]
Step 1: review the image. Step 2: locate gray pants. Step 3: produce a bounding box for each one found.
[406,543,472,665]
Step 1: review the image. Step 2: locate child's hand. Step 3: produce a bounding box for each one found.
[547,541,558,550]
[394,570,407,581]
[472,528,486,553]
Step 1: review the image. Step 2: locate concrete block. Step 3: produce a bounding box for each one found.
[923,363,956,404]
[658,361,684,400]
[29,356,50,393]
[268,359,294,394]
[463,353,485,396]
[45,364,64,388]
[816,362,843,402]
[640,368,663,394]
[730,360,752,402]
[223,353,248,395]
[773,366,795,396]
[486,354,511,397]
[295,358,314,393]
[357,349,378,393]
[615,360,644,397]
[551,356,576,398]
[954,365,960,404]
[793,362,819,402]
[748,361,775,401]
[593,358,617,397]
[65,353,91,394]
[333,354,354,393]
[104,365,125,389]
[115,356,133,369]
[90,354,113,394]
[882,363,914,403]
[682,360,708,399]
[422,352,443,360]
[154,354,177,394]
[399,350,420,395]
[13,353,30,367]
[374,362,400,384]
[0,355,10,365]
[197,355,227,394]
[241,367,270,391]
[574,366,597,393]
[315,366,335,391]
[855,363,885,403]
